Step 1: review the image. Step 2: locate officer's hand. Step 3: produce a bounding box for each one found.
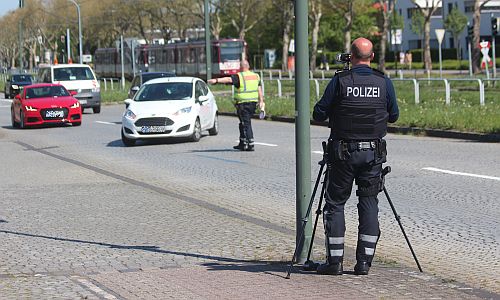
[207,79,217,85]
[259,102,265,112]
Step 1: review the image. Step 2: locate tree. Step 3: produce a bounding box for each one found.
[410,0,442,73]
[224,0,269,40]
[310,0,322,70]
[410,9,425,62]
[325,0,354,53]
[271,0,293,71]
[472,0,492,73]
[376,0,397,73]
[444,5,467,60]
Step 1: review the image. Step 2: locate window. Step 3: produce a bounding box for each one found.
[195,81,206,99]
[53,67,95,81]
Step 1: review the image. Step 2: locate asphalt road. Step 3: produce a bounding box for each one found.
[0,95,499,296]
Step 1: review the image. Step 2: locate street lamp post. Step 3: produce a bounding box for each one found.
[68,0,83,64]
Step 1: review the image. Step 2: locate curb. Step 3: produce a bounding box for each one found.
[219,112,500,143]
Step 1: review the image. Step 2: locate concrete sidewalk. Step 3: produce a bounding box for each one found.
[83,262,497,299]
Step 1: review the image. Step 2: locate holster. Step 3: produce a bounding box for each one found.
[329,140,350,162]
[373,139,387,165]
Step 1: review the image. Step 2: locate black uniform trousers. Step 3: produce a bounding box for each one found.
[235,102,257,145]
[323,146,382,264]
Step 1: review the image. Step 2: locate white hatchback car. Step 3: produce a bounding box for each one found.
[121,77,218,146]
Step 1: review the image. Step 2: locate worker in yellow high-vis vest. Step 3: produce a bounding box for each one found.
[208,60,265,151]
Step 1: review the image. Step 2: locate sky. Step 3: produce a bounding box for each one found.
[0,1,20,17]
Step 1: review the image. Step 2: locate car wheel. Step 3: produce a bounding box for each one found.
[73,122,81,126]
[93,106,101,114]
[208,113,219,136]
[121,129,136,147]
[11,108,19,128]
[190,118,201,142]
[19,111,25,129]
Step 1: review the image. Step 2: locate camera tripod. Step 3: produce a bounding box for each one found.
[285,141,423,279]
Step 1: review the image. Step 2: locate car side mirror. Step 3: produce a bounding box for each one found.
[124,98,133,109]
[197,95,209,104]
[70,90,78,96]
[14,94,21,100]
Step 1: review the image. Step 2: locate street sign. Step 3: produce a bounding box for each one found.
[82,55,92,63]
[289,39,295,53]
[390,29,402,45]
[479,41,493,69]
[435,29,446,45]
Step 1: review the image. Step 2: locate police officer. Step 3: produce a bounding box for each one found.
[313,38,399,275]
[208,60,265,151]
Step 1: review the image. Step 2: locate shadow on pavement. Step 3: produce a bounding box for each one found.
[0,229,278,266]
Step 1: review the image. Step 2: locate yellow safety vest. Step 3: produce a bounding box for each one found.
[234,71,260,104]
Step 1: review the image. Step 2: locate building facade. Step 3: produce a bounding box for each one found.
[395,0,500,58]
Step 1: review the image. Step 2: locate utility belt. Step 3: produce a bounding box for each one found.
[328,139,387,163]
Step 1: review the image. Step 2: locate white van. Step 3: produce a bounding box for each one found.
[37,64,101,113]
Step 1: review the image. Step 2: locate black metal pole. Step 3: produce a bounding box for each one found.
[381,170,423,273]
[285,159,325,279]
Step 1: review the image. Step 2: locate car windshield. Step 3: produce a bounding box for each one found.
[53,67,95,81]
[142,73,175,84]
[25,86,70,99]
[12,75,32,82]
[134,82,192,101]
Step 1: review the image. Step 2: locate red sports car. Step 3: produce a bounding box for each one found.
[11,83,82,128]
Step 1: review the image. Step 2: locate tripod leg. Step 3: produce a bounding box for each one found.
[383,187,423,272]
[303,169,328,271]
[285,162,325,279]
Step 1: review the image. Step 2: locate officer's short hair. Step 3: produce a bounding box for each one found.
[351,44,373,60]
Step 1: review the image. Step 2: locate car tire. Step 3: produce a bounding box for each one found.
[93,106,101,114]
[11,108,19,128]
[121,129,136,147]
[208,113,219,136]
[190,118,201,142]
[73,122,82,126]
[19,111,25,129]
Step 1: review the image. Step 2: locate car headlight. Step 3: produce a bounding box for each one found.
[92,87,100,93]
[124,109,136,120]
[174,106,192,115]
[12,85,19,89]
[70,101,80,109]
[25,105,37,111]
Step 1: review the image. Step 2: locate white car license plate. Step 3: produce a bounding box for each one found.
[79,100,87,104]
[45,110,64,118]
[141,126,166,133]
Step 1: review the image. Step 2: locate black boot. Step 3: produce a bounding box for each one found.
[233,140,247,151]
[354,261,370,275]
[316,262,343,275]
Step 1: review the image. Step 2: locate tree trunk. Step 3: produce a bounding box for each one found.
[423,15,432,72]
[343,1,353,52]
[379,10,389,72]
[472,0,482,74]
[310,0,322,71]
[281,1,293,71]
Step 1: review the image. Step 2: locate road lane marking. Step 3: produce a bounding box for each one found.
[312,151,323,155]
[72,277,117,299]
[234,140,278,147]
[423,167,500,181]
[96,121,118,125]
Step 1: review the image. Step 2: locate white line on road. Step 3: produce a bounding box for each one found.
[234,140,278,147]
[312,151,323,155]
[95,121,117,125]
[423,167,500,181]
[72,277,117,299]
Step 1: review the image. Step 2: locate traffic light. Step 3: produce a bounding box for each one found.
[467,25,474,37]
[19,0,24,8]
[492,17,499,36]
